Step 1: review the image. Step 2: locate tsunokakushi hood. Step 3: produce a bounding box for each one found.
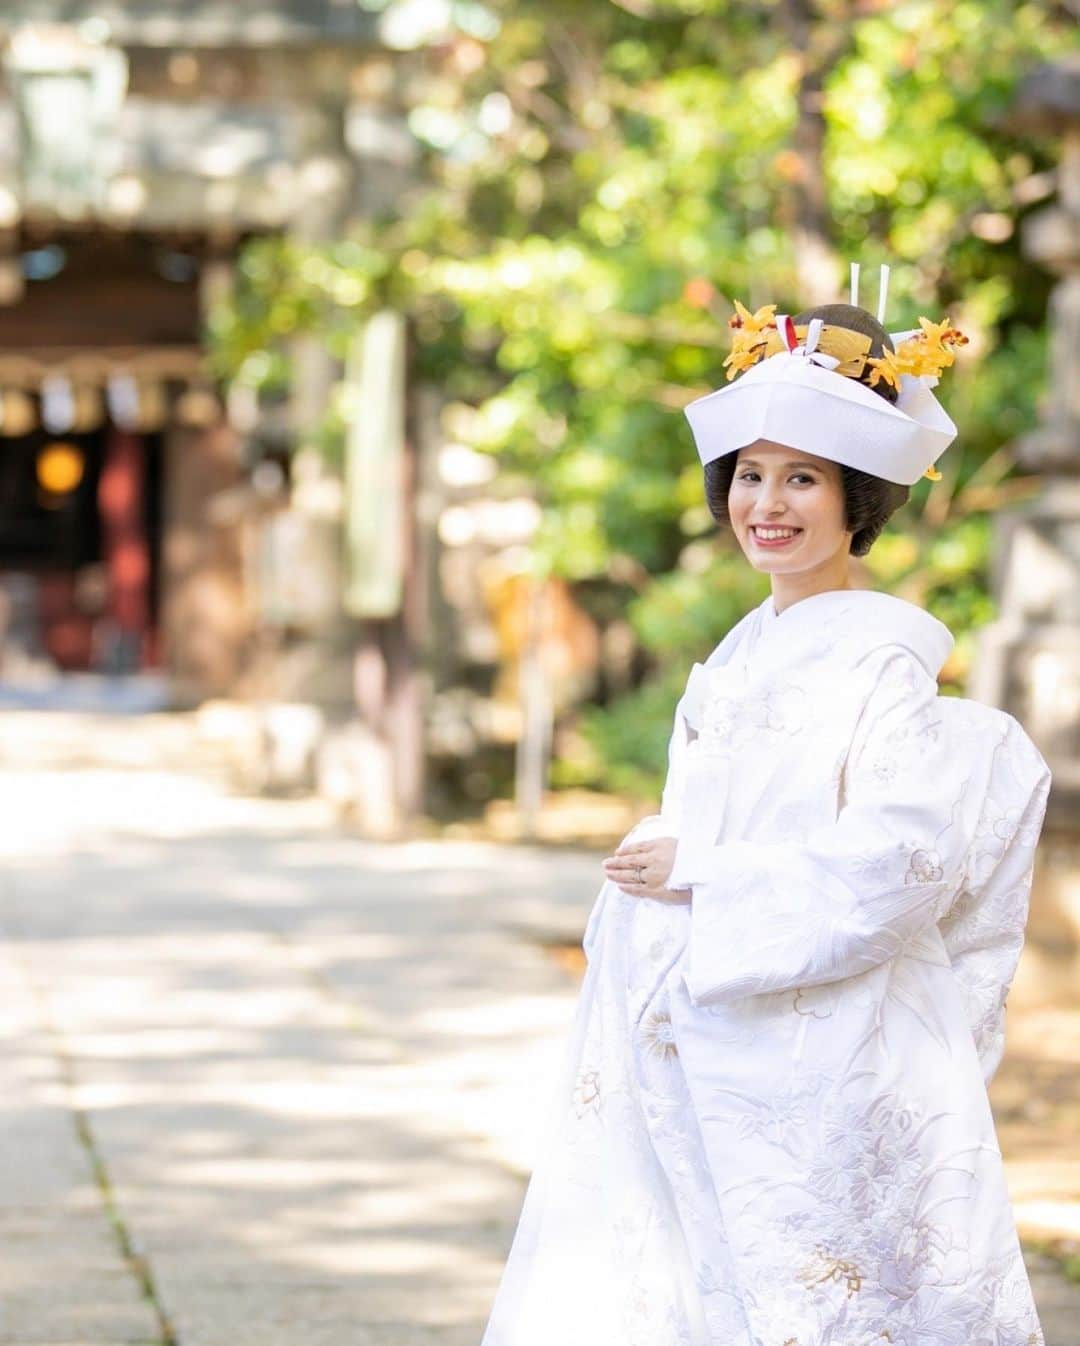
[684,348,958,487]
[684,266,968,486]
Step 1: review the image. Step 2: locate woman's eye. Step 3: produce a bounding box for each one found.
[735,471,816,485]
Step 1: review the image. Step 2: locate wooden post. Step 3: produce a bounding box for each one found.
[515,578,553,839]
[347,318,426,831]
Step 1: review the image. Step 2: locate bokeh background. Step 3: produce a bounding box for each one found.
[0,3,1077,1343]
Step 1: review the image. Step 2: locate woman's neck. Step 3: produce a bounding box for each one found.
[770,552,853,615]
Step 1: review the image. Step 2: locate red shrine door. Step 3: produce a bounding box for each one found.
[96,427,154,670]
[14,426,159,674]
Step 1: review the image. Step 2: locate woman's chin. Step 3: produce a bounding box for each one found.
[741,546,810,574]
[751,561,799,576]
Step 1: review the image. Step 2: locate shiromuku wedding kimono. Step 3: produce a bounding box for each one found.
[481,586,1051,1346]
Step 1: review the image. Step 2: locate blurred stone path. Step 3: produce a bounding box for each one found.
[0,711,1077,1346]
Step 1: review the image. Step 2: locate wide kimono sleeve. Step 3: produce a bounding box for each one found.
[669,644,1051,1009]
[658,686,693,831]
[936,702,1051,1081]
[612,671,695,843]
[580,688,690,960]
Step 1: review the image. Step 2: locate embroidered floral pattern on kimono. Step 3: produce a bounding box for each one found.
[481,590,1050,1346]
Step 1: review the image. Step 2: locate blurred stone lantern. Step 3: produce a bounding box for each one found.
[3,21,128,219]
[975,55,1080,986]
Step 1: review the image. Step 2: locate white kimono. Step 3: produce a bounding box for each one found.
[481,589,1051,1346]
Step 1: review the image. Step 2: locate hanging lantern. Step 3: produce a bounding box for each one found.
[106,372,166,431]
[175,383,222,428]
[67,383,104,432]
[134,379,166,431]
[106,371,139,429]
[41,372,75,433]
[37,440,85,494]
[0,387,36,436]
[39,375,103,432]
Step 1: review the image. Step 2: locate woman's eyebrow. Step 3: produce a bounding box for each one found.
[737,458,821,471]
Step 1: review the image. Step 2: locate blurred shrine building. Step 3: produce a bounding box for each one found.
[0,3,602,828]
[0,2,412,698]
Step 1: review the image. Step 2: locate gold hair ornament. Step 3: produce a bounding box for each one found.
[723,301,968,481]
[865,317,969,393]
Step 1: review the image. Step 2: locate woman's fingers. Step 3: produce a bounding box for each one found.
[603,838,667,897]
[604,847,650,866]
[603,852,642,867]
[614,839,652,855]
[605,869,645,886]
[605,842,653,867]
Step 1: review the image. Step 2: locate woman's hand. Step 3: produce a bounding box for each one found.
[602,836,691,904]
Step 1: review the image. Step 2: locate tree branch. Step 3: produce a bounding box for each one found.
[607,0,659,17]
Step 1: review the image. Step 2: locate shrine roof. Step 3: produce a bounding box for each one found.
[0,1,381,48]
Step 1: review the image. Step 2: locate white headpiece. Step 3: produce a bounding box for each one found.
[684,264,968,486]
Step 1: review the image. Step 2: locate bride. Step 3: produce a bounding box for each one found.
[480,282,1051,1346]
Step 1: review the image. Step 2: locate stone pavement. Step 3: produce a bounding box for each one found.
[0,711,1077,1346]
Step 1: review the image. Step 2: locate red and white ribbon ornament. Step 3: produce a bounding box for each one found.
[773,314,841,371]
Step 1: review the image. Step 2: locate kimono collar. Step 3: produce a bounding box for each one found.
[680,588,953,732]
[755,589,954,679]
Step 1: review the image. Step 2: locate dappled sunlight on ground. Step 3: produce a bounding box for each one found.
[993,1002,1080,1244]
[1,710,1077,1344]
[0,712,594,1343]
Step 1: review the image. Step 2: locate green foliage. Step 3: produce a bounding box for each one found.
[559,548,770,792]
[557,665,690,800]
[208,0,1068,800]
[626,547,771,666]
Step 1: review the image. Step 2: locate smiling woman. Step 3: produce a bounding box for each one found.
[704,305,911,575]
[708,443,909,561]
[481,279,1050,1346]
[704,436,912,613]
